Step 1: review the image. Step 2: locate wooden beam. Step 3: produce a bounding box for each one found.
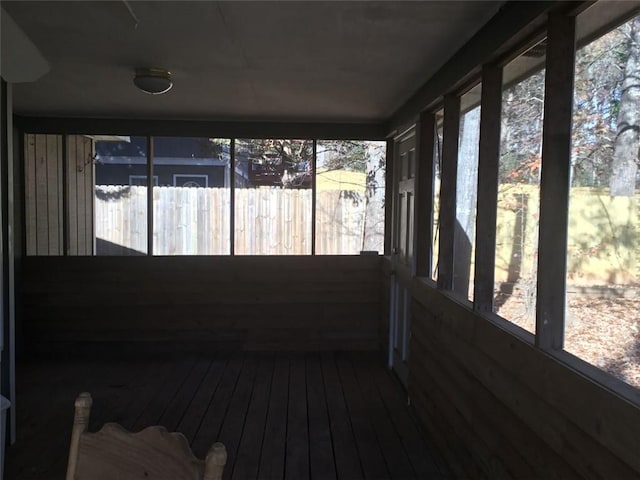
[230,139,236,256]
[473,64,503,312]
[13,116,388,141]
[147,136,153,256]
[66,136,78,256]
[536,12,576,350]
[414,112,435,277]
[436,95,460,290]
[311,140,317,255]
[24,134,36,255]
[61,136,69,255]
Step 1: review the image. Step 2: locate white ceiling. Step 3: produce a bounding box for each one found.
[2,1,503,123]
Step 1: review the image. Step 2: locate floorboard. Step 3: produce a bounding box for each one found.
[192,352,244,458]
[285,354,310,480]
[232,353,274,480]
[177,353,228,444]
[258,355,289,480]
[352,354,416,480]
[306,353,337,480]
[219,354,259,479]
[336,353,390,480]
[5,351,449,480]
[160,357,212,432]
[321,351,365,480]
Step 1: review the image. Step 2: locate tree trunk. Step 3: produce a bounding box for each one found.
[362,142,385,252]
[453,107,480,296]
[610,17,640,196]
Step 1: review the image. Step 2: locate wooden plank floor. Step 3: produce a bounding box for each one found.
[6,351,451,480]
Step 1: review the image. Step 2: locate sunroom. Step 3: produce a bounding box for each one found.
[1,1,639,479]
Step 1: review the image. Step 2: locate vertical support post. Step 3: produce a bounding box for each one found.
[8,95,18,442]
[146,136,154,256]
[384,138,394,256]
[311,140,317,255]
[91,138,96,255]
[415,112,436,277]
[229,138,235,256]
[536,12,576,350]
[437,94,461,290]
[474,64,503,312]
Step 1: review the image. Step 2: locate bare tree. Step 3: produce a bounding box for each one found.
[453,107,480,297]
[610,16,640,196]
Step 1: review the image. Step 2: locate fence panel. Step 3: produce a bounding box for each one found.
[96,186,367,255]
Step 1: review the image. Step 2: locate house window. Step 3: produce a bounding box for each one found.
[565,12,640,389]
[315,140,386,255]
[234,139,313,255]
[173,174,209,188]
[454,84,482,301]
[493,43,546,333]
[129,175,158,186]
[152,137,231,255]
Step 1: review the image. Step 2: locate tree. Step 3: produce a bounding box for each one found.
[500,72,545,185]
[571,21,628,188]
[362,142,386,251]
[610,16,640,196]
[317,140,386,252]
[453,106,480,297]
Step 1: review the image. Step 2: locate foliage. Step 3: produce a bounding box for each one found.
[500,17,640,191]
[234,138,313,165]
[571,23,629,188]
[500,71,545,184]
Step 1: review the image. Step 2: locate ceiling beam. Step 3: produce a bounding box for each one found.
[13,116,388,141]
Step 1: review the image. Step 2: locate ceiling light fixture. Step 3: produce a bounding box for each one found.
[133,67,173,95]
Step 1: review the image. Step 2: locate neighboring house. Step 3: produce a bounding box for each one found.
[95,136,231,187]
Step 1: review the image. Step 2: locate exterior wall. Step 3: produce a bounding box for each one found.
[21,255,381,355]
[405,274,640,480]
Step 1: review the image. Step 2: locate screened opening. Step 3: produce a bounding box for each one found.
[453,84,482,301]
[234,139,313,255]
[493,42,546,333]
[24,133,386,257]
[432,110,443,281]
[94,135,148,255]
[316,140,386,255]
[151,137,231,255]
[566,11,640,389]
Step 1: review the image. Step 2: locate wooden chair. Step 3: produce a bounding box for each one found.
[66,392,227,480]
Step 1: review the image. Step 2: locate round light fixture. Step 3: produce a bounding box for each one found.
[133,67,173,95]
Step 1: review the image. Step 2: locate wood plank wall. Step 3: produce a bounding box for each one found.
[403,270,640,480]
[66,135,94,256]
[24,134,64,255]
[24,134,94,256]
[379,259,392,357]
[21,255,381,355]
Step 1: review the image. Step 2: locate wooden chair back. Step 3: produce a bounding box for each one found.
[66,392,226,480]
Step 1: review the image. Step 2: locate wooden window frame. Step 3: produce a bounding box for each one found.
[535,11,576,351]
